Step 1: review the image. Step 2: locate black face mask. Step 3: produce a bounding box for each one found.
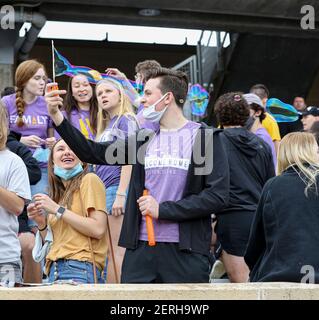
[245,116,255,131]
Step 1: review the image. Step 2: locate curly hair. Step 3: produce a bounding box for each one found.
[15,60,46,127]
[214,92,250,127]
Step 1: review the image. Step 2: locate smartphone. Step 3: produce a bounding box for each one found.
[46,82,59,91]
[46,82,59,95]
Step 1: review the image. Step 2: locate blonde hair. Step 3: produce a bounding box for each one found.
[15,60,46,127]
[0,101,8,150]
[277,132,319,196]
[95,79,136,139]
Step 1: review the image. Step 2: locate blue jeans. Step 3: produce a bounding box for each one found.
[29,168,48,228]
[48,259,104,284]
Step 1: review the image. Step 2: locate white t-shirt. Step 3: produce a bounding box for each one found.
[0,149,31,264]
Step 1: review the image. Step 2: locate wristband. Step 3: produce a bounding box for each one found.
[116,191,126,197]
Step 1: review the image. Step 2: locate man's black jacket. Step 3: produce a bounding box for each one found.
[55,118,229,256]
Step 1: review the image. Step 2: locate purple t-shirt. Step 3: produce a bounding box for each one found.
[96,115,138,189]
[139,121,201,243]
[55,108,96,140]
[1,93,52,168]
[255,127,277,169]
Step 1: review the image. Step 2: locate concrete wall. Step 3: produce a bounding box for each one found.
[0,64,13,91]
[1,283,319,300]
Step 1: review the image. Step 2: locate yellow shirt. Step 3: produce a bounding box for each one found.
[45,173,107,274]
[262,113,281,141]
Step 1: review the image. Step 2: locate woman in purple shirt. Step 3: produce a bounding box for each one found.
[1,59,54,282]
[95,78,138,282]
[1,59,55,207]
[95,79,138,215]
[55,74,98,140]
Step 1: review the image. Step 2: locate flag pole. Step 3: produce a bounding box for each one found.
[51,40,55,83]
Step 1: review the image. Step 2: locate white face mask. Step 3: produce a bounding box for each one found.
[142,93,169,123]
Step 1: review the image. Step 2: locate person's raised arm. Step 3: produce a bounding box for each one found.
[45,84,148,166]
[45,85,114,165]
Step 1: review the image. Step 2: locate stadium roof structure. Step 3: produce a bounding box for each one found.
[9,0,319,38]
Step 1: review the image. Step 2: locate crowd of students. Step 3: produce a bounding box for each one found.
[0,57,319,286]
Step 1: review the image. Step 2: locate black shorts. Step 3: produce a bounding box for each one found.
[215,211,254,257]
[121,241,210,283]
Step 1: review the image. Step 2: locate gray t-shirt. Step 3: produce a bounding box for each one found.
[0,149,31,263]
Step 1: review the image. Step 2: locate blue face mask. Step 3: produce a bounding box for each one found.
[54,163,83,180]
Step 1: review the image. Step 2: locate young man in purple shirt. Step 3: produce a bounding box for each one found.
[45,67,229,283]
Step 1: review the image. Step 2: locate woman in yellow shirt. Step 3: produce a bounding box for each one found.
[27,139,108,283]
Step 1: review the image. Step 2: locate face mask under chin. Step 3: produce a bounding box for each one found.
[54,163,84,180]
[142,93,169,123]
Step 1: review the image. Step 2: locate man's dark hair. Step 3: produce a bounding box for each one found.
[293,96,306,104]
[1,86,15,98]
[145,67,189,108]
[214,92,250,127]
[250,103,266,122]
[250,84,269,100]
[294,96,305,101]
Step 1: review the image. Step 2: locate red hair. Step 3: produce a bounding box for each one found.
[15,60,46,127]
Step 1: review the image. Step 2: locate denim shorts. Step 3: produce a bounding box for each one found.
[48,259,104,284]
